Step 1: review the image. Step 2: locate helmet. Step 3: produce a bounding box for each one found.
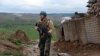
[40,11,47,17]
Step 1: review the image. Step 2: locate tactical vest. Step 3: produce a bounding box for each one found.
[40,19,50,30]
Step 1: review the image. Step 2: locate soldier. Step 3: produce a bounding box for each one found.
[35,11,54,56]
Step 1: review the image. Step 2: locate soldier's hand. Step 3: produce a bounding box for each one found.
[35,26,38,30]
[48,30,52,33]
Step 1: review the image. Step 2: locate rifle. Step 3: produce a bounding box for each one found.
[35,22,50,38]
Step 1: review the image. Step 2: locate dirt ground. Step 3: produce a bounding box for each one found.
[22,41,58,56]
[54,40,100,56]
[0,29,100,56]
[22,40,100,56]
[1,39,100,56]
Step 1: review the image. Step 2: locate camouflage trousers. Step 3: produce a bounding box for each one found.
[38,34,51,56]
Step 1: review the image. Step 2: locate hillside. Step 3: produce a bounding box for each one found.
[0,13,74,26]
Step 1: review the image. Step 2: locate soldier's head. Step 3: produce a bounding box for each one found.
[40,11,47,21]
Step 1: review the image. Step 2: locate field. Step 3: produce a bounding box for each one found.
[0,25,38,40]
[0,13,73,41]
[0,24,58,41]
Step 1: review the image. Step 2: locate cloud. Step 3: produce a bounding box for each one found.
[0,0,88,13]
[0,0,44,6]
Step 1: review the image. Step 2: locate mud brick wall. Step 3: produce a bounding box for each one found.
[62,20,79,42]
[84,16,100,43]
[62,22,70,41]
[61,19,87,44]
[60,16,100,44]
[79,19,88,44]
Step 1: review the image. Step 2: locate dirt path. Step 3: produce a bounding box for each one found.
[22,41,58,56]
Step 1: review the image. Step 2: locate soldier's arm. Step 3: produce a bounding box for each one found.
[35,23,39,31]
[35,26,38,30]
[35,20,41,30]
[48,20,55,33]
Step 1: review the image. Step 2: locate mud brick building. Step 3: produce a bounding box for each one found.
[59,0,100,44]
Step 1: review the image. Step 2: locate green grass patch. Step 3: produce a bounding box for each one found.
[0,25,57,41]
[0,25,39,41]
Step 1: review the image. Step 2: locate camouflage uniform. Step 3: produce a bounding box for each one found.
[36,18,54,56]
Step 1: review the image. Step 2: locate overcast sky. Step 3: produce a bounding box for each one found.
[0,0,88,13]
